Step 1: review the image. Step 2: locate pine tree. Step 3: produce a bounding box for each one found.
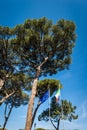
[12,17,76,130]
[38,98,78,130]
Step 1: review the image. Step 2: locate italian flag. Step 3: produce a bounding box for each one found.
[55,88,60,102]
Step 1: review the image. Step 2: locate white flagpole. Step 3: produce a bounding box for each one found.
[49,88,50,130]
[60,89,63,119]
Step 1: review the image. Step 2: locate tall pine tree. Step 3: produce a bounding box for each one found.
[12,17,76,130]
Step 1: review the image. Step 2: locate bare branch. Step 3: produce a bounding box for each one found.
[0,74,12,90]
[0,91,15,105]
[0,79,5,90]
[50,119,57,129]
[40,57,48,67]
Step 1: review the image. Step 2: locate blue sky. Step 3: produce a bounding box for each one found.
[0,0,87,130]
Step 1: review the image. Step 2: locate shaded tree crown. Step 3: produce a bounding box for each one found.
[13,17,76,77]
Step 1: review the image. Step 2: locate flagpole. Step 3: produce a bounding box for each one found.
[59,85,64,120]
[49,88,50,130]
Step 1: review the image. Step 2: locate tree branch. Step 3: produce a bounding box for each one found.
[57,118,60,130]
[31,101,41,128]
[4,103,8,120]
[3,102,14,130]
[0,91,15,105]
[0,79,5,90]
[36,57,48,77]
[0,74,12,90]
[40,57,48,67]
[50,119,57,129]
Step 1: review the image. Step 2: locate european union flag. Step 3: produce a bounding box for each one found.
[40,90,50,103]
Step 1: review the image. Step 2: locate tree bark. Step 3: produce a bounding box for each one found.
[25,77,39,130]
[50,119,57,130]
[0,74,10,90]
[0,79,4,89]
[0,91,15,105]
[31,102,41,128]
[25,57,48,130]
[57,118,60,130]
[50,118,60,130]
[3,103,14,130]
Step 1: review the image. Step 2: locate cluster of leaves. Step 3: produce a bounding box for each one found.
[0,128,7,130]
[37,79,62,98]
[38,97,78,123]
[0,25,31,105]
[35,128,45,130]
[11,17,76,77]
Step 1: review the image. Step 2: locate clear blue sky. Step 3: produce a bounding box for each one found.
[0,0,87,130]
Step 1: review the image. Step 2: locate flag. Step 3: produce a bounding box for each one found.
[40,90,50,104]
[55,88,60,102]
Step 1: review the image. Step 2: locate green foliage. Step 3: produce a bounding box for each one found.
[0,24,31,106]
[0,72,31,105]
[37,79,62,98]
[30,79,63,128]
[35,128,45,130]
[5,91,29,107]
[0,18,76,103]
[0,128,7,130]
[38,98,78,122]
[0,17,76,82]
[12,17,76,77]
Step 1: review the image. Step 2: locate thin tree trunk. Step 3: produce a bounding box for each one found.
[50,119,57,130]
[31,102,41,128]
[25,57,48,130]
[57,118,60,130]
[3,103,14,130]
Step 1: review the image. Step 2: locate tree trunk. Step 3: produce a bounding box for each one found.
[25,57,48,130]
[50,119,57,130]
[57,118,60,130]
[31,102,41,128]
[3,103,14,130]
[25,77,39,130]
[50,118,60,130]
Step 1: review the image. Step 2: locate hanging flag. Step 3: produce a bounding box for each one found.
[40,90,50,104]
[55,87,60,102]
